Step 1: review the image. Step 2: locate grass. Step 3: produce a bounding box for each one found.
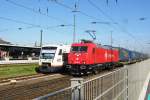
[0,64,38,79]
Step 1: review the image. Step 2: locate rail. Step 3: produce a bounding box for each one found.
[34,67,128,100]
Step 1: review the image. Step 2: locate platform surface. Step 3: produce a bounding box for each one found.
[145,80,150,100]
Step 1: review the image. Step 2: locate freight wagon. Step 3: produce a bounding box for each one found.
[67,40,148,75]
[113,47,146,63]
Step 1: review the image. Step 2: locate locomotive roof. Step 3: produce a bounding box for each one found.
[42,44,70,47]
[80,39,93,43]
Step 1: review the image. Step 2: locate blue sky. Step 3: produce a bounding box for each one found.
[0,0,150,54]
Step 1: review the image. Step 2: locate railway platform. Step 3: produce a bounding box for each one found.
[145,80,150,100]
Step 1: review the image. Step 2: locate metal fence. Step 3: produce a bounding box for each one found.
[34,67,128,100]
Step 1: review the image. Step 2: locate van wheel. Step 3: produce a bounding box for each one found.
[35,67,41,73]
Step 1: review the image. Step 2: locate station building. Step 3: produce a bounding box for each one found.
[0,38,40,60]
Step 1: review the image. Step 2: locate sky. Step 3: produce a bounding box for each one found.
[0,0,150,54]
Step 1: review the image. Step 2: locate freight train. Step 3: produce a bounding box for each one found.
[36,40,148,74]
[66,40,148,75]
[35,45,70,73]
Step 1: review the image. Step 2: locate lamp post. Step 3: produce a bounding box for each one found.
[72,2,80,43]
[40,29,43,48]
[39,24,73,47]
[73,14,76,43]
[110,31,113,64]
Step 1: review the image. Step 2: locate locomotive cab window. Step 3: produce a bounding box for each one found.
[71,46,88,52]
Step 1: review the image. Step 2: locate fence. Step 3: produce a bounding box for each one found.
[34,67,128,100]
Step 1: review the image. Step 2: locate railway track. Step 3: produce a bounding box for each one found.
[0,67,123,100]
[0,73,70,100]
[0,74,47,85]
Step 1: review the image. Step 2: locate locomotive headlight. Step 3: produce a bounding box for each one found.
[82,61,86,64]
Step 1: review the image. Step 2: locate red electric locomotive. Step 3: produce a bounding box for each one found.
[67,40,119,75]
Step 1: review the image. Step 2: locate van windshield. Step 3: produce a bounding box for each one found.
[41,53,55,59]
[42,47,57,50]
[71,46,88,52]
[41,46,57,59]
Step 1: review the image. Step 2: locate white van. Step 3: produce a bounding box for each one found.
[37,45,70,73]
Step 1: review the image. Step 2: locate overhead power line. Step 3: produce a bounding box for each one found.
[0,16,73,32]
[0,24,74,34]
[88,0,117,25]
[50,0,102,21]
[0,26,39,33]
[54,1,73,9]
[87,0,144,50]
[50,0,122,35]
[0,16,41,27]
[87,0,134,36]
[5,0,68,23]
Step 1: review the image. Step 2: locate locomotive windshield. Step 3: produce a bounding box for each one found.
[71,46,88,52]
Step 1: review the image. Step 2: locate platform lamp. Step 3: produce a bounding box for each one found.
[40,29,43,48]
[72,2,80,43]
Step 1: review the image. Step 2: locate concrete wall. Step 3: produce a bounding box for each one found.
[126,59,150,100]
[0,60,38,64]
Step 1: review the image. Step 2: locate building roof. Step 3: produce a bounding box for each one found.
[0,43,40,49]
[0,38,40,49]
[0,38,11,44]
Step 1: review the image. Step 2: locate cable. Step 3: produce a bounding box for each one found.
[0,16,74,33]
[55,1,73,9]
[50,0,120,35]
[54,0,138,44]
[0,26,38,33]
[87,0,144,51]
[88,0,115,22]
[0,16,41,27]
[87,0,128,33]
[50,0,102,21]
[5,0,68,23]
